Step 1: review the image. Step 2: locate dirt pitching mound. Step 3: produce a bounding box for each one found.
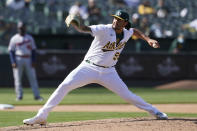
[2,117,197,131]
[156,80,197,90]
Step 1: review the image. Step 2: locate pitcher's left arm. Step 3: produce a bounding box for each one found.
[133,28,160,48]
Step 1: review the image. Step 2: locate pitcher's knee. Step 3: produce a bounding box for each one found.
[58,82,75,91]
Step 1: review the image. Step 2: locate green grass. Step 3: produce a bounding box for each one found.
[0,87,197,128]
[0,87,197,105]
[1,111,197,127]
[0,111,145,127]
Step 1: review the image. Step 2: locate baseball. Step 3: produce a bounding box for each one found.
[152,43,158,48]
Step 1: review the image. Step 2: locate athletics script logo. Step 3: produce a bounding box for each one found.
[42,56,67,75]
[102,41,126,52]
[157,57,180,76]
[120,57,143,76]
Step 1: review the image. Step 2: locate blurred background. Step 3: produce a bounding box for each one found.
[0,0,197,87]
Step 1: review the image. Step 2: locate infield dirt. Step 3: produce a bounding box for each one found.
[1,117,197,131]
[1,104,197,131]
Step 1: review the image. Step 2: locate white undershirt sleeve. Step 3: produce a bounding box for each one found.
[89,24,106,37]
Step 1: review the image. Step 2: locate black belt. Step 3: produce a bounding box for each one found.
[85,60,114,68]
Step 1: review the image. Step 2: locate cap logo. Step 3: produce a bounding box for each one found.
[118,12,121,16]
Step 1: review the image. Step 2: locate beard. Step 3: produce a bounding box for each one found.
[112,24,124,32]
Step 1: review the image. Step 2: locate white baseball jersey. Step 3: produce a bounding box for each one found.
[84,24,134,67]
[8,33,36,55]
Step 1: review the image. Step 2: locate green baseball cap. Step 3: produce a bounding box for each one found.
[111,10,129,21]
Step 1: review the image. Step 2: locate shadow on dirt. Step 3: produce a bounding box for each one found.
[167,118,197,125]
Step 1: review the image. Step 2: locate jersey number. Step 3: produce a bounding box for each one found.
[113,52,120,60]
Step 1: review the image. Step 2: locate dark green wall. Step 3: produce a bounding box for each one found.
[1,52,197,87]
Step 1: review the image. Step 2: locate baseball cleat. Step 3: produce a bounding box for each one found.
[154,112,168,120]
[16,97,23,101]
[34,96,44,101]
[23,116,47,126]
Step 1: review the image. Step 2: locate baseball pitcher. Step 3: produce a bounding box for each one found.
[23,10,167,125]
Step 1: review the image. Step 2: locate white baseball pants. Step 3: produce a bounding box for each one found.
[13,56,40,98]
[37,61,160,119]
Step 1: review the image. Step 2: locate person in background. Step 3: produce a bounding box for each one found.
[139,17,150,36]
[150,23,163,38]
[69,1,89,21]
[123,0,140,9]
[87,0,102,25]
[138,1,155,15]
[169,34,185,54]
[8,21,43,101]
[182,18,197,33]
[155,0,170,18]
[6,0,25,10]
[131,13,141,52]
[131,13,140,28]
[108,0,126,8]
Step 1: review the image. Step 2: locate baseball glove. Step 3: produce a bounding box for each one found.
[65,14,80,27]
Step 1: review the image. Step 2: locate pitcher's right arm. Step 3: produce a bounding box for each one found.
[71,22,92,34]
